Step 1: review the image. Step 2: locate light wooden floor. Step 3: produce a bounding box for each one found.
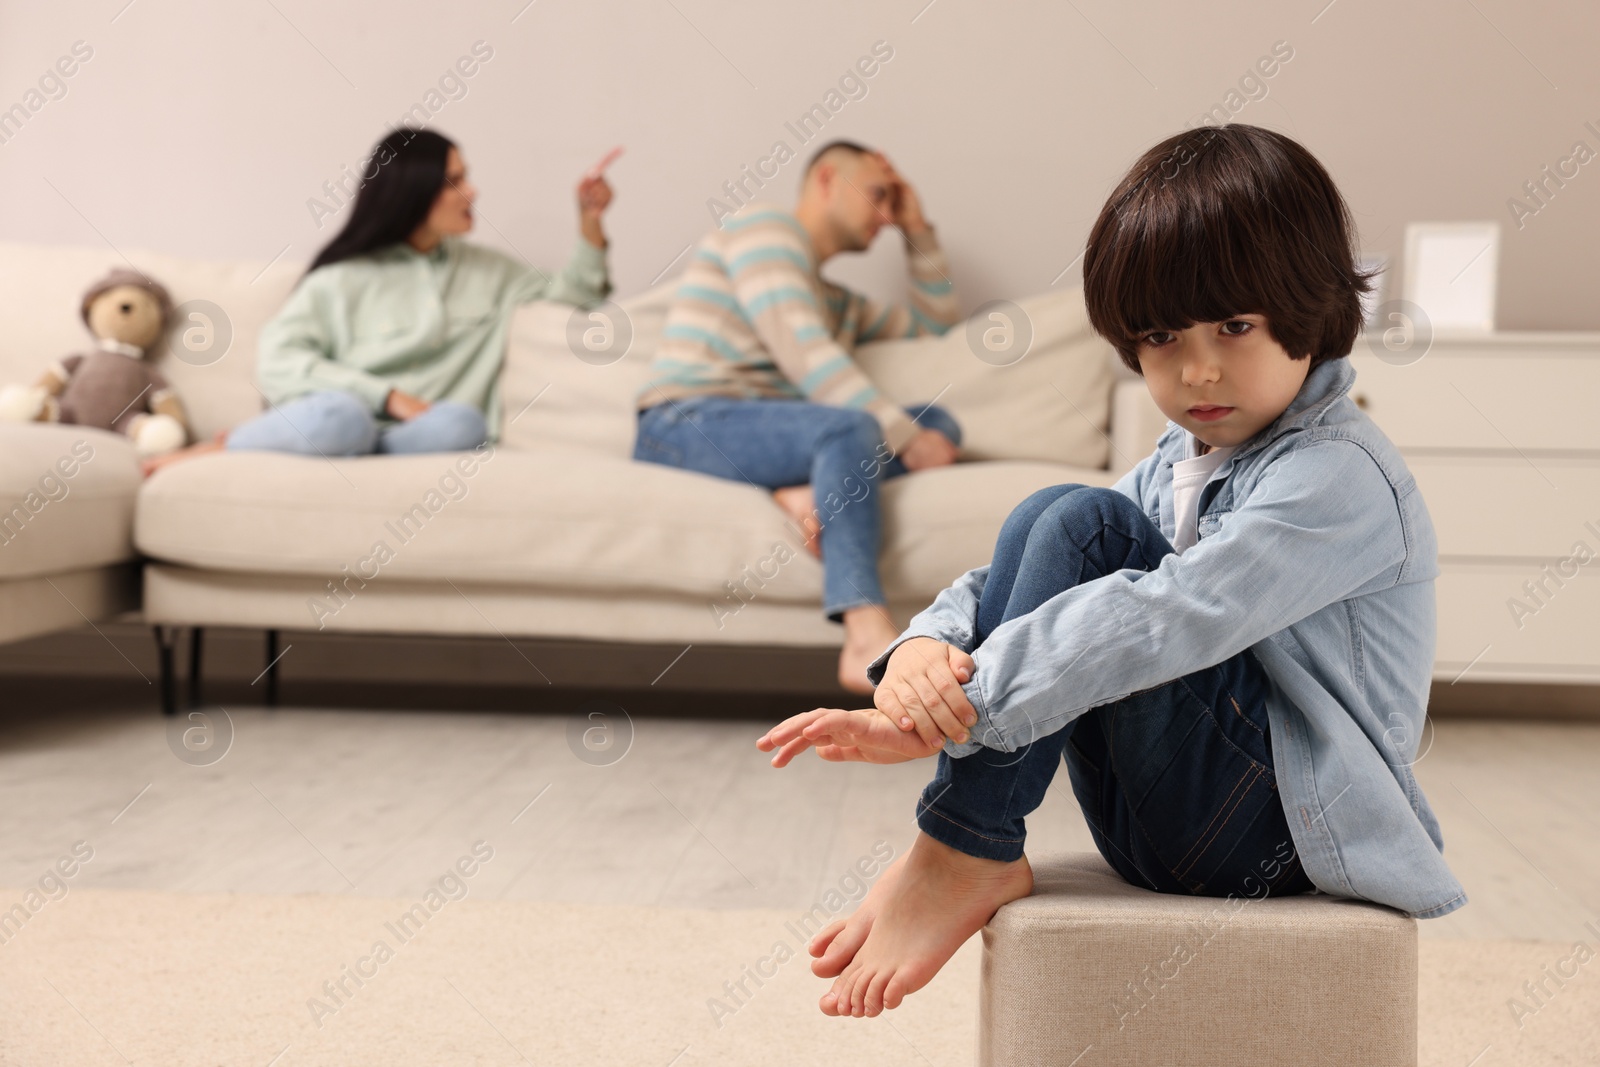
[0,690,1595,943]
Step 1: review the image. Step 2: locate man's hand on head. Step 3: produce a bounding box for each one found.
[874,152,929,234]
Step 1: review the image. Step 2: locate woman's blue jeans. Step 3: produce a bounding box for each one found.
[917,484,1316,899]
[633,396,962,622]
[226,390,488,456]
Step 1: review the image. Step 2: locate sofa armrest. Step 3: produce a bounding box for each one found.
[1108,378,1169,477]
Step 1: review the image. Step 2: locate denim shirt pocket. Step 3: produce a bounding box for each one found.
[1194,475,1236,543]
[1196,508,1231,541]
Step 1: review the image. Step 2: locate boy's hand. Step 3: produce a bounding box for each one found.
[875,637,979,749]
[757,708,944,768]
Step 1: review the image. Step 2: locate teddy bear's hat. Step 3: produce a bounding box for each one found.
[80,268,173,326]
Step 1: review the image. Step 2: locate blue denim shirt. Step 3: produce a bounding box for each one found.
[866,357,1466,919]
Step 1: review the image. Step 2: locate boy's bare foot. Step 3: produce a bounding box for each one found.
[140,432,227,478]
[821,830,1032,1018]
[838,605,900,694]
[772,484,822,558]
[807,851,906,978]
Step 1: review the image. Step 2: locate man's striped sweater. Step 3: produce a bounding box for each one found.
[634,201,961,453]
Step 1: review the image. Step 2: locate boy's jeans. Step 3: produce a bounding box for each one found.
[917,483,1316,898]
[633,396,961,622]
[227,390,488,456]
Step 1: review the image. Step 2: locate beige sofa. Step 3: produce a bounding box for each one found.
[0,240,1167,709]
[0,419,140,647]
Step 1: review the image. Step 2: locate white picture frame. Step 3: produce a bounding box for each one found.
[1402,221,1499,333]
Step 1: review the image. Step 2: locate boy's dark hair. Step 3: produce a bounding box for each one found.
[1083,124,1376,374]
[803,139,874,177]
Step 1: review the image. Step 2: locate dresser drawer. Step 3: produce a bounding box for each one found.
[1436,563,1600,683]
[1411,455,1600,560]
[1348,349,1600,454]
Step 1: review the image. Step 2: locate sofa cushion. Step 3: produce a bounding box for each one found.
[0,424,140,580]
[0,241,301,441]
[498,281,674,457]
[499,284,1117,467]
[855,288,1116,468]
[135,447,1113,610]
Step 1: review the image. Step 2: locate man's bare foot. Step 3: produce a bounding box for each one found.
[772,484,822,559]
[140,433,226,478]
[822,830,1032,1018]
[838,605,900,694]
[807,851,906,979]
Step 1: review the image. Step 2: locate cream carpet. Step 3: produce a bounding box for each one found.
[1,888,1595,1066]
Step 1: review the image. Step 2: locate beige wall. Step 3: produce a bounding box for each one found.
[0,0,1593,328]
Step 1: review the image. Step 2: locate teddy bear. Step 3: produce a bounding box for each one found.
[0,268,191,457]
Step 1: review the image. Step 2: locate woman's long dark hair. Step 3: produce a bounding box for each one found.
[306,127,455,276]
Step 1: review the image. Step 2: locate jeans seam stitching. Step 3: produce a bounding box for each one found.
[917,804,1025,846]
[1229,692,1266,738]
[1266,851,1306,893]
[1091,715,1191,891]
[1177,674,1272,771]
[1174,764,1265,881]
[1170,761,1258,877]
[1179,763,1263,878]
[1124,803,1189,891]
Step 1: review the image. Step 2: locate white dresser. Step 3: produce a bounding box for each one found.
[1348,332,1600,686]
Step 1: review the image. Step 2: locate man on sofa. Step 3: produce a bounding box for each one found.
[632,141,964,693]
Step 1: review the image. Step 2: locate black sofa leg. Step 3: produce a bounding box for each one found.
[154,626,177,716]
[264,629,280,707]
[188,627,204,709]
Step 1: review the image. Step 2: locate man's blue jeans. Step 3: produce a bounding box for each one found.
[226,390,488,455]
[633,396,962,622]
[917,484,1316,899]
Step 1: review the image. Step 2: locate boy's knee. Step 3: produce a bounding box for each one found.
[1000,484,1092,543]
[1024,483,1087,505]
[1046,485,1147,528]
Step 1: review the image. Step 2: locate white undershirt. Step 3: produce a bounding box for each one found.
[1170,432,1236,554]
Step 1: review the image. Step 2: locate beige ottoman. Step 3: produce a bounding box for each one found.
[979,852,1417,1067]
